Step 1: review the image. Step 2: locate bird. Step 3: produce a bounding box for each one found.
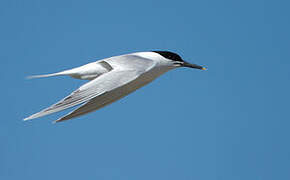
[24,51,206,123]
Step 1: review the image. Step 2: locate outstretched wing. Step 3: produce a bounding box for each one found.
[54,85,132,123]
[24,70,143,121]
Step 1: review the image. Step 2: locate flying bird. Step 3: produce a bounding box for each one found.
[24,51,206,123]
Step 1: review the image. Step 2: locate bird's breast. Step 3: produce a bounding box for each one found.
[126,66,172,92]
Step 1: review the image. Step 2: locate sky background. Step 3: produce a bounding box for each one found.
[1,0,290,179]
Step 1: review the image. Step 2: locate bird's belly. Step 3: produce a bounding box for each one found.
[123,67,171,93]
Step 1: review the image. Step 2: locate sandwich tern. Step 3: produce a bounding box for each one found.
[24,51,206,123]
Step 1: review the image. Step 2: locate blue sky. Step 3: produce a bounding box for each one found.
[1,0,290,179]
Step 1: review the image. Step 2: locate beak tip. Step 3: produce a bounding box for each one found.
[201,67,207,71]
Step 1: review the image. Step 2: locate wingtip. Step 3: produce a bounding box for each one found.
[53,118,65,124]
[23,117,31,121]
[25,75,46,79]
[25,76,35,80]
[25,74,46,79]
[23,113,40,121]
[25,72,62,79]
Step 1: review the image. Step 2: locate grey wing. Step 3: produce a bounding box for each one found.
[54,87,131,123]
[24,70,144,121]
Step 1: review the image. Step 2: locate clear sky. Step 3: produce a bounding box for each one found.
[1,0,290,179]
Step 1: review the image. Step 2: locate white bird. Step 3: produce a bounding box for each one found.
[24,51,206,123]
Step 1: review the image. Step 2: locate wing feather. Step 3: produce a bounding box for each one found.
[53,77,142,123]
[24,70,142,121]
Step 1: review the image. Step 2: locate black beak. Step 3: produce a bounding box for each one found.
[182,61,206,70]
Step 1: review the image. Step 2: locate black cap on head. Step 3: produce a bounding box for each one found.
[152,51,184,62]
[152,50,206,70]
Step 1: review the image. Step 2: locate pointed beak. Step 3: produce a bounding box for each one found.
[182,61,207,70]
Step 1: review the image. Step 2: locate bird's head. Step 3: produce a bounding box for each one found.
[152,51,206,70]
